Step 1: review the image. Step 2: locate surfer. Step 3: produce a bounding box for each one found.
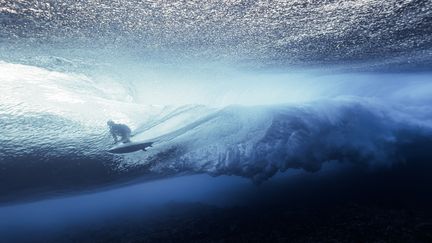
[107,120,132,144]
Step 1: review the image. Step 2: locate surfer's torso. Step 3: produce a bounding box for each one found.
[108,122,132,143]
[109,124,131,136]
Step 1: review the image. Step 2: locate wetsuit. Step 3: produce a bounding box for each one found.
[108,122,131,144]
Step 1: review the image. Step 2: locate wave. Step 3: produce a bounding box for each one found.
[1,61,432,202]
[0,62,432,200]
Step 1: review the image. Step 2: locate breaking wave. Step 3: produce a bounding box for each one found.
[1,61,432,201]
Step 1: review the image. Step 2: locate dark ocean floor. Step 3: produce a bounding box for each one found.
[56,202,432,243]
[51,163,432,243]
[4,157,432,243]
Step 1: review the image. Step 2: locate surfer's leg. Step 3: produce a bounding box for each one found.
[124,131,132,143]
[120,135,131,143]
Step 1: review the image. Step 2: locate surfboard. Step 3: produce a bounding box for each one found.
[108,141,154,154]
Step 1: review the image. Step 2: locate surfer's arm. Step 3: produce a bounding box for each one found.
[111,133,118,143]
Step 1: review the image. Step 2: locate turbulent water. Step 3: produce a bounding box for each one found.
[1,0,432,202]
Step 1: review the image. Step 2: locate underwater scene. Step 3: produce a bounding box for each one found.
[1,0,432,242]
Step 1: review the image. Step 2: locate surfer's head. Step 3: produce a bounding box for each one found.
[107,120,115,126]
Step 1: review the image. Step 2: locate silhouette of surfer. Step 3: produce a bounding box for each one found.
[107,120,131,144]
